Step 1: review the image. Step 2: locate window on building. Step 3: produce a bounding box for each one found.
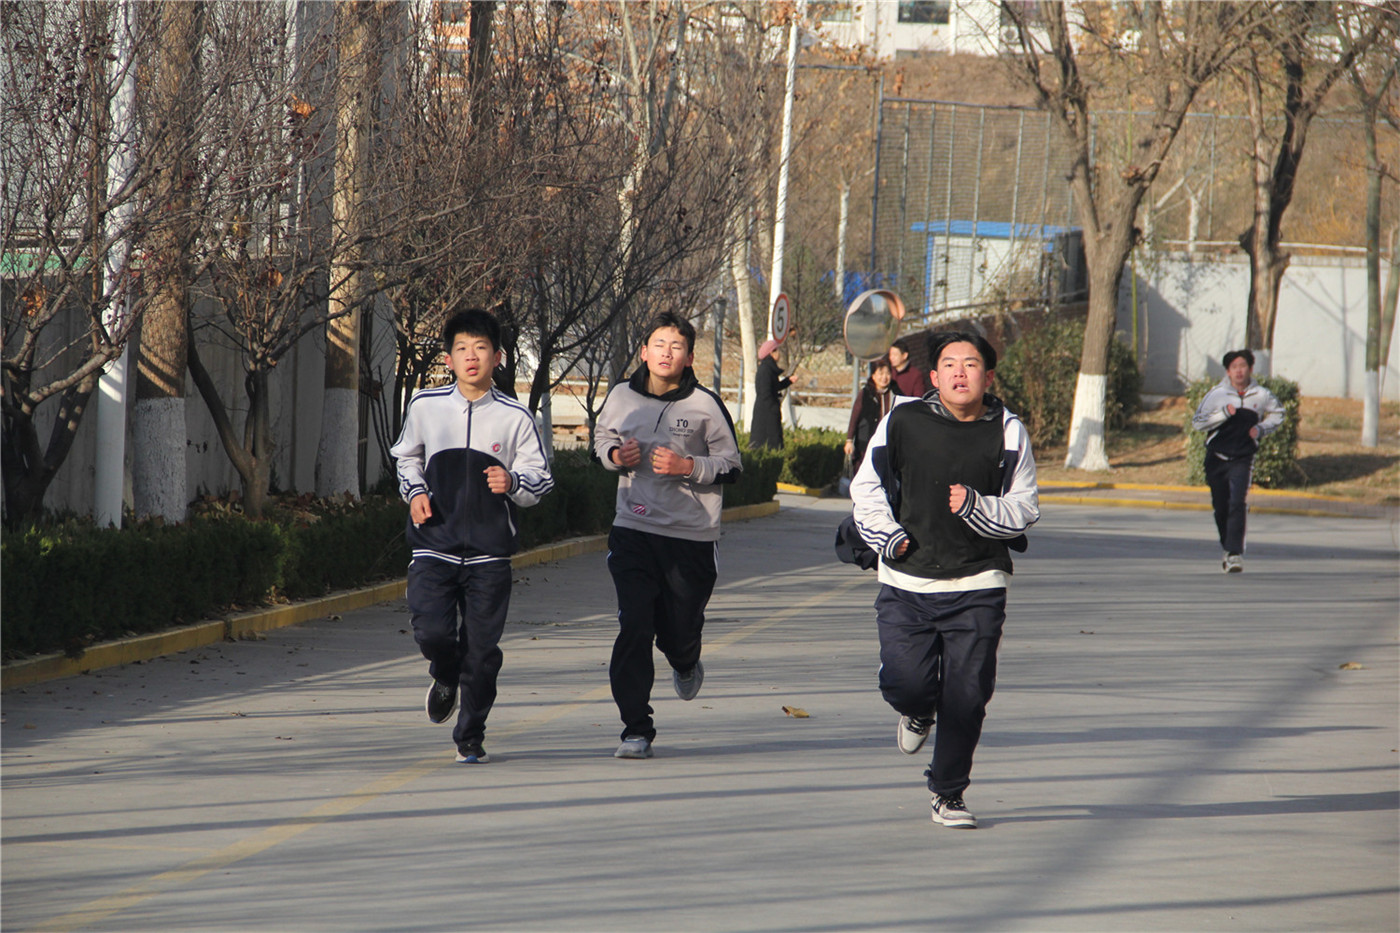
[811,1,853,23]
[1000,1,1042,27]
[897,1,950,24]
[437,1,469,25]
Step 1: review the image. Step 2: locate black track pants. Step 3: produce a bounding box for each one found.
[606,525,718,742]
[1205,453,1253,555]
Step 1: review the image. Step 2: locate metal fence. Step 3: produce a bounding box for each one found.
[872,98,1400,327]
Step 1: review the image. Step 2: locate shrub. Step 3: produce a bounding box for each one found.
[2,516,283,659]
[726,445,783,506]
[275,497,410,599]
[1183,375,1301,487]
[997,319,1143,447]
[780,427,847,488]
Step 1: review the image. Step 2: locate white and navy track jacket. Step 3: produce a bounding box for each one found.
[390,385,553,566]
[1191,376,1284,461]
[850,391,1039,593]
[594,366,742,543]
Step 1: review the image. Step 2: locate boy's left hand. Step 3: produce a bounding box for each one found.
[650,446,694,477]
[949,483,968,512]
[484,465,512,494]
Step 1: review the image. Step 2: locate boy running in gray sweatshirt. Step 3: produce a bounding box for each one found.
[594,312,742,760]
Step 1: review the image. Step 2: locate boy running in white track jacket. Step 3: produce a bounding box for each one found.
[850,331,1038,829]
[390,309,553,765]
[1190,348,1285,573]
[594,311,742,761]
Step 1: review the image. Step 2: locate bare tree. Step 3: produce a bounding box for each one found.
[0,0,216,526]
[1234,1,1386,367]
[1003,1,1273,470]
[1348,12,1400,447]
[132,0,203,523]
[317,0,388,499]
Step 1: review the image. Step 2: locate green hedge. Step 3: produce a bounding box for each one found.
[738,427,847,490]
[1183,376,1301,487]
[997,319,1143,447]
[1,446,779,660]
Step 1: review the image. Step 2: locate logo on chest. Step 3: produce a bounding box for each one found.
[669,416,695,440]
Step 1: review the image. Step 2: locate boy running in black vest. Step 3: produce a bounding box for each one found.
[850,331,1039,828]
[594,312,742,760]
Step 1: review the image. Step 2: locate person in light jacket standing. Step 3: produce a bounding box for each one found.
[1191,349,1285,573]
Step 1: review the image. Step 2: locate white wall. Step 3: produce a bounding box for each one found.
[1118,253,1400,401]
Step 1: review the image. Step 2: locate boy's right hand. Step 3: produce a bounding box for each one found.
[614,438,642,468]
[410,493,433,524]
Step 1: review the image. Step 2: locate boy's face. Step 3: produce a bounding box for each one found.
[639,326,693,384]
[931,341,992,411]
[444,332,501,395]
[1227,357,1252,391]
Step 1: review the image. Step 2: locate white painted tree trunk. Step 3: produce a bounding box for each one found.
[95,348,130,527]
[1252,348,1272,378]
[1063,372,1110,471]
[1361,369,1380,448]
[132,398,187,522]
[316,388,360,496]
[835,180,849,302]
[730,222,757,432]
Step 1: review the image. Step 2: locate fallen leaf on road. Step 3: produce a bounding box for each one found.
[1338,662,1365,670]
[781,705,810,718]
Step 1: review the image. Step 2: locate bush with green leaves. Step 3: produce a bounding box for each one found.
[1,443,782,660]
[780,427,847,488]
[996,319,1143,447]
[1183,375,1300,487]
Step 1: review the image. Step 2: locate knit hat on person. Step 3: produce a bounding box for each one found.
[758,339,779,360]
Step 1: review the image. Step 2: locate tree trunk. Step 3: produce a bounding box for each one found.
[729,212,758,432]
[1063,238,1129,472]
[134,0,202,523]
[317,0,379,499]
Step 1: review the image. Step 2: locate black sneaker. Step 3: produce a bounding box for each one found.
[426,680,458,724]
[931,793,977,828]
[455,742,489,764]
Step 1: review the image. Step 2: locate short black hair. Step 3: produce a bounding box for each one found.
[891,336,915,355]
[868,355,892,376]
[926,330,997,371]
[442,309,501,353]
[1222,348,1255,369]
[642,311,696,355]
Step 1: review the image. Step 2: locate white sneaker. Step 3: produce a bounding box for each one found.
[1223,553,1243,573]
[931,793,977,828]
[673,659,704,701]
[614,735,653,759]
[896,714,935,755]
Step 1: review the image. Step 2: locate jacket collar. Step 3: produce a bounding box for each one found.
[923,388,1005,423]
[628,365,699,401]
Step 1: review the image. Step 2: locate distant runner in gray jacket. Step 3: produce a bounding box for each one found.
[1191,349,1285,573]
[594,312,742,761]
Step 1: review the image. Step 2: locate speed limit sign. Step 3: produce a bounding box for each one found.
[770,293,792,344]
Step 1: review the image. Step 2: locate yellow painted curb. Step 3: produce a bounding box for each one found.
[1041,479,1358,503]
[1041,494,1375,519]
[776,481,825,496]
[2,499,783,690]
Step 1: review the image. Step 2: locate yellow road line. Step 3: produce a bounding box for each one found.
[31,570,865,932]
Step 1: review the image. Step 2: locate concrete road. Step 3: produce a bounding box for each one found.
[3,496,1397,932]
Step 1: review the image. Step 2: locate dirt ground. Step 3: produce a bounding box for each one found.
[1033,395,1400,504]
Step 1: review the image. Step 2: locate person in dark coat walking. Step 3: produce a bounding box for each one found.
[749,339,791,450]
[844,355,894,471]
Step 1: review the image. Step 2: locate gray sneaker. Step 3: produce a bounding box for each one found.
[673,659,704,701]
[931,793,977,828]
[897,714,935,755]
[1223,553,1243,573]
[614,735,653,759]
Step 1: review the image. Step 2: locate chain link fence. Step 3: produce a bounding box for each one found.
[872,98,1400,327]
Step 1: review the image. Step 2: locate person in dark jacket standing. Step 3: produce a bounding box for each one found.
[748,339,791,449]
[844,355,894,471]
[887,336,932,398]
[1191,349,1285,573]
[850,331,1039,829]
[391,310,554,765]
[595,312,743,760]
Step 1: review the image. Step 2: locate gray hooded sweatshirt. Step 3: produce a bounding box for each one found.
[594,366,742,543]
